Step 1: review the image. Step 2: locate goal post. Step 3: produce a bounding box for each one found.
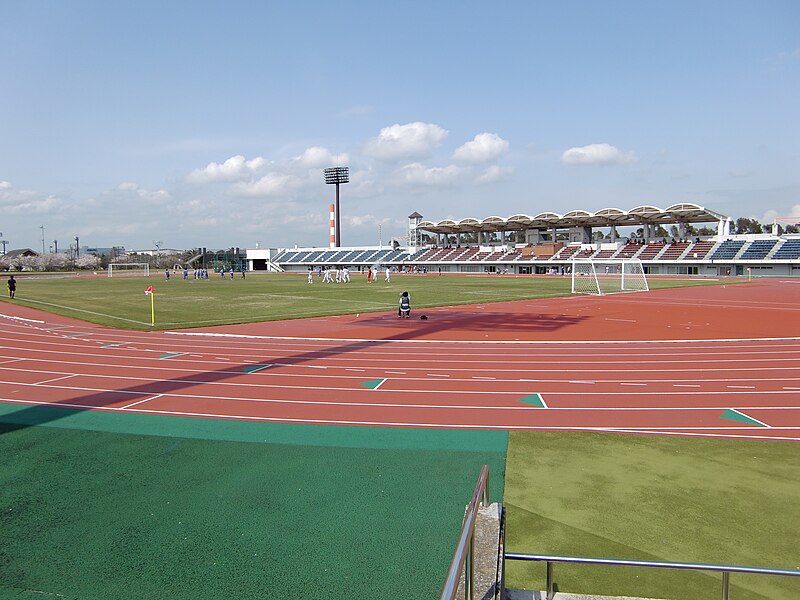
[571,258,649,295]
[107,263,151,277]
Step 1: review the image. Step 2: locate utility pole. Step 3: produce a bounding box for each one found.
[153,240,163,269]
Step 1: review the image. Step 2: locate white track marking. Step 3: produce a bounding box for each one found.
[0,398,797,441]
[33,374,77,385]
[121,395,163,409]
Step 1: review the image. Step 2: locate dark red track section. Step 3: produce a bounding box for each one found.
[1,278,799,440]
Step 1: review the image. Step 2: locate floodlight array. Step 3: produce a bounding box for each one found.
[324,166,350,185]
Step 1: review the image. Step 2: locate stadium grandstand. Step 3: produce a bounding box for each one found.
[245,203,800,278]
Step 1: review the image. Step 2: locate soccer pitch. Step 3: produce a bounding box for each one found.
[1,271,723,330]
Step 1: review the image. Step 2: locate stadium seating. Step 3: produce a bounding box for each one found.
[637,242,666,260]
[658,241,691,260]
[684,240,715,259]
[613,241,643,259]
[772,239,800,260]
[740,239,778,260]
[709,239,746,260]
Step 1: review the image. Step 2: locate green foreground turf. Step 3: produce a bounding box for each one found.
[0,271,724,330]
[504,431,800,600]
[0,404,506,600]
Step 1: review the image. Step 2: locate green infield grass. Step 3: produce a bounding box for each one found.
[0,271,726,330]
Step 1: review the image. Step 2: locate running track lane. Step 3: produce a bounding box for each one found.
[1,281,799,441]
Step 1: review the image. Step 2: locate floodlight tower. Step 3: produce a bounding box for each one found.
[323,166,349,247]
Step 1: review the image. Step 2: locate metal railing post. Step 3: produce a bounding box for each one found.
[722,571,729,600]
[504,553,800,599]
[465,538,474,600]
[439,465,491,600]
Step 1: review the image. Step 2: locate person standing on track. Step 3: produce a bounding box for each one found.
[7,275,16,299]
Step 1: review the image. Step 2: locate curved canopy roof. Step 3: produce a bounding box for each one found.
[415,203,727,235]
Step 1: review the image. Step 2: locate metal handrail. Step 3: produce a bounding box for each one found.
[439,465,490,600]
[504,552,800,600]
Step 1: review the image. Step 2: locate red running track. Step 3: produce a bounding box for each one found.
[1,278,799,441]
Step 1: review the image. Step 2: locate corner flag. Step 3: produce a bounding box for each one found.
[144,286,155,325]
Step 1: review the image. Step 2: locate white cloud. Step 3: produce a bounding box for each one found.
[452,133,509,163]
[344,214,391,228]
[396,163,462,186]
[0,181,65,215]
[292,147,349,169]
[229,172,294,197]
[762,204,800,224]
[476,165,513,184]
[561,143,637,166]
[114,182,171,203]
[186,155,267,184]
[364,122,448,161]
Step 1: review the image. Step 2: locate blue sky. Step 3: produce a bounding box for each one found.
[2,1,798,252]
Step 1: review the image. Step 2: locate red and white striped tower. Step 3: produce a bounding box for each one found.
[323,166,349,247]
[329,203,336,248]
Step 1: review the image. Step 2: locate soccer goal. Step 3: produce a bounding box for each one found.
[107,263,150,277]
[571,258,649,295]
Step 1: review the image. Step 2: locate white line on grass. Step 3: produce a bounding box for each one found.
[19,299,151,326]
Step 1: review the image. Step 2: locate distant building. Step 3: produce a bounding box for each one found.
[2,248,39,260]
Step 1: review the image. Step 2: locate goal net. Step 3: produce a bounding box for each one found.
[107,263,150,277]
[571,258,649,295]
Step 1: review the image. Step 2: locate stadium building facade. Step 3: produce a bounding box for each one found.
[246,203,800,278]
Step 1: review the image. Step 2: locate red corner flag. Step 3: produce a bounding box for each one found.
[144,285,154,295]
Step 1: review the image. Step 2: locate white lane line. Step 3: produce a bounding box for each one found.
[0,398,797,440]
[121,395,164,409]
[4,364,800,399]
[674,384,701,388]
[167,331,800,345]
[34,374,77,385]
[620,383,647,387]
[0,314,45,323]
[4,382,799,413]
